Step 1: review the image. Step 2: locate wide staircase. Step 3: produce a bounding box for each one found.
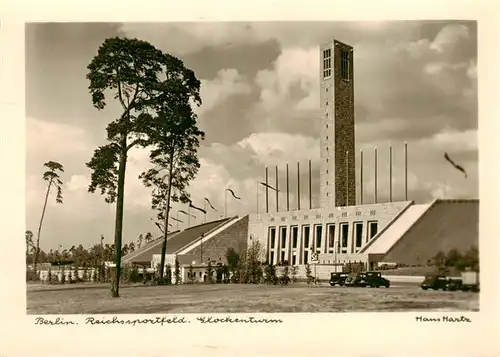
[382,199,479,266]
[362,203,432,255]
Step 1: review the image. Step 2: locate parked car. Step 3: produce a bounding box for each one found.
[364,271,390,288]
[421,274,450,290]
[329,272,349,286]
[344,272,369,287]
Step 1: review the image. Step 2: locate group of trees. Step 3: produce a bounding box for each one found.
[30,37,205,298]
[428,246,479,273]
[25,229,161,269]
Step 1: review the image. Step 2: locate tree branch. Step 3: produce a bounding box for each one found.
[117,77,127,110]
[125,139,141,152]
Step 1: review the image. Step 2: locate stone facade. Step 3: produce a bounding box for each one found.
[248,201,412,267]
[187,216,249,264]
[319,39,356,209]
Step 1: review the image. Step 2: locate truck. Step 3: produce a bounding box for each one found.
[460,271,479,292]
[421,274,449,291]
[420,272,480,292]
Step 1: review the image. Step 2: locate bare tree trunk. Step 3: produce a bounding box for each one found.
[35,178,53,275]
[159,148,175,282]
[111,135,128,298]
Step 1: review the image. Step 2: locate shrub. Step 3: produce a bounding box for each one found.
[226,247,240,283]
[174,259,181,284]
[279,266,291,286]
[221,264,230,283]
[164,264,172,285]
[305,264,314,284]
[188,265,195,284]
[92,268,98,282]
[291,265,298,283]
[60,266,66,284]
[129,265,141,283]
[264,264,277,285]
[205,262,214,284]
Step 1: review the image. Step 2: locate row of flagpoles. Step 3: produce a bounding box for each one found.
[153,143,469,233]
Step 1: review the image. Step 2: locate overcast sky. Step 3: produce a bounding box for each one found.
[25,21,478,250]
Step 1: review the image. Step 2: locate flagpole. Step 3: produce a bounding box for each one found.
[275,166,279,212]
[286,163,290,211]
[360,149,364,205]
[404,141,408,201]
[309,159,312,209]
[265,167,269,214]
[256,180,259,215]
[346,151,349,207]
[389,145,393,202]
[297,161,301,211]
[374,147,378,204]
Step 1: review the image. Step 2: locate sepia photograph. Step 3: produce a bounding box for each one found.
[25,20,480,315]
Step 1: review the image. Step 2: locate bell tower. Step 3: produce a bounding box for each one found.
[319,39,356,208]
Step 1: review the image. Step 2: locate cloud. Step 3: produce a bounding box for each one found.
[66,175,90,192]
[430,24,470,53]
[197,69,252,116]
[26,117,90,163]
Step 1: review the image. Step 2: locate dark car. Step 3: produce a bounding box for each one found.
[329,272,349,286]
[344,272,369,287]
[421,274,449,290]
[446,278,463,291]
[364,271,390,288]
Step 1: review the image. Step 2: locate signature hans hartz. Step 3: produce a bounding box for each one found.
[415,315,472,323]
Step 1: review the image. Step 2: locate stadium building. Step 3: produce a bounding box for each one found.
[122,39,479,279]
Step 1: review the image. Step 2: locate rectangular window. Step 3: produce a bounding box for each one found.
[292,226,298,248]
[355,222,363,247]
[323,48,332,78]
[304,251,309,265]
[281,251,286,263]
[270,251,274,266]
[369,221,378,239]
[280,227,287,249]
[303,226,310,247]
[340,223,349,248]
[269,227,276,249]
[340,49,350,80]
[292,255,297,266]
[315,225,323,249]
[328,224,335,248]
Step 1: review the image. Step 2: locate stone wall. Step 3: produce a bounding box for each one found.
[187,216,249,264]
